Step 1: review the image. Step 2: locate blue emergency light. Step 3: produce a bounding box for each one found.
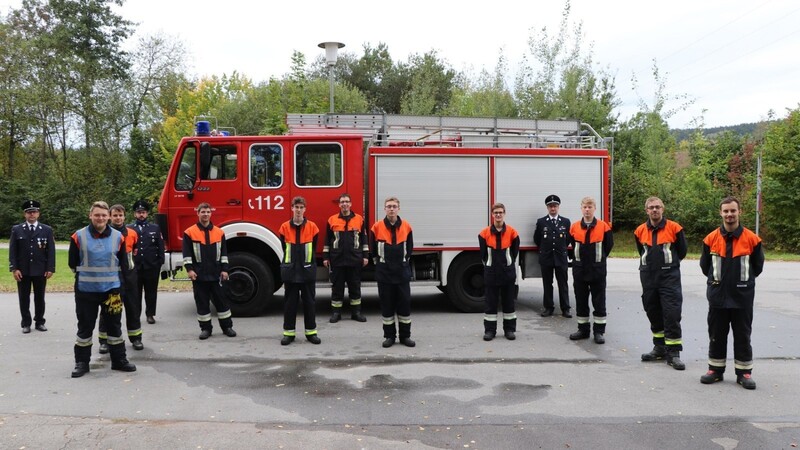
[196,121,211,136]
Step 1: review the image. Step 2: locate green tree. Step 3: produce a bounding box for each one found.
[446,53,518,117]
[760,107,800,251]
[514,0,618,132]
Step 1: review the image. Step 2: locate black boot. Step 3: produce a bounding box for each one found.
[329,310,342,323]
[131,337,144,351]
[351,305,366,322]
[98,337,109,354]
[109,343,137,372]
[641,345,667,361]
[666,350,686,370]
[570,323,591,340]
[72,345,91,378]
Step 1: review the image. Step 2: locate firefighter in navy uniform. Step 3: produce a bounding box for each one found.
[278,196,321,345]
[699,196,764,390]
[323,193,369,323]
[568,196,614,344]
[130,200,165,324]
[69,201,136,378]
[478,203,521,341]
[533,194,572,318]
[98,205,144,353]
[183,203,237,340]
[634,197,687,370]
[9,200,56,334]
[370,196,415,348]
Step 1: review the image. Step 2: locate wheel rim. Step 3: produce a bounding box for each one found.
[460,265,485,299]
[227,267,258,304]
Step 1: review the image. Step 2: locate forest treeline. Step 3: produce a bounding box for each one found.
[1,1,799,251]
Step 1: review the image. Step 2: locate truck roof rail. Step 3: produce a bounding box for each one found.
[286,113,606,149]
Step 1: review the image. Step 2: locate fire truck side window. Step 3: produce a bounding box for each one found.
[175,146,196,191]
[201,146,237,181]
[295,143,342,187]
[249,144,282,188]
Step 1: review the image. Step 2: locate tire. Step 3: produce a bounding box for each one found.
[225,252,274,317]
[446,252,485,313]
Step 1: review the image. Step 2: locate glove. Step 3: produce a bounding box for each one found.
[104,291,123,315]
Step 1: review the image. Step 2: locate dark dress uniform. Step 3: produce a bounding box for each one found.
[699,224,764,386]
[130,200,165,322]
[534,214,571,315]
[9,200,55,331]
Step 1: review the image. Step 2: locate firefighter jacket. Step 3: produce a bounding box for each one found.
[323,212,368,267]
[130,220,165,270]
[9,221,56,276]
[533,215,570,268]
[370,217,413,284]
[111,224,139,287]
[634,218,687,272]
[182,222,229,282]
[699,225,764,309]
[478,224,520,286]
[278,218,319,284]
[68,225,126,293]
[568,218,613,276]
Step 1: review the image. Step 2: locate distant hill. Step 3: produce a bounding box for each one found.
[671,122,763,142]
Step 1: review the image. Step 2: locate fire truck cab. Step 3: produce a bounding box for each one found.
[157,114,611,316]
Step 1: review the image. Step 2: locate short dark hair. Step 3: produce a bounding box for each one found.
[719,196,740,209]
[110,204,126,213]
[292,196,306,207]
[196,202,212,211]
[491,202,505,213]
[338,193,351,202]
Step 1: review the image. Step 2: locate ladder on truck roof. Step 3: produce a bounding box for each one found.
[285,113,607,149]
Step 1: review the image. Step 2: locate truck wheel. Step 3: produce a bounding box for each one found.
[447,253,485,313]
[226,252,273,317]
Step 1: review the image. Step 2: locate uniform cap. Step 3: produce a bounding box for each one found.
[133,200,150,211]
[545,195,561,205]
[22,199,40,212]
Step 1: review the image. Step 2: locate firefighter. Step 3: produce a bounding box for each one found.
[278,196,321,345]
[98,205,143,353]
[323,193,369,324]
[533,194,572,318]
[69,201,136,378]
[9,199,55,334]
[568,196,614,344]
[370,196,415,348]
[699,196,764,390]
[634,197,687,370]
[183,203,237,340]
[130,200,165,325]
[478,203,520,341]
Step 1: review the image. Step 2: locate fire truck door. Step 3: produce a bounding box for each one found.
[170,142,243,238]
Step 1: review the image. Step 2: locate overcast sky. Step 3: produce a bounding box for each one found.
[4,0,799,129]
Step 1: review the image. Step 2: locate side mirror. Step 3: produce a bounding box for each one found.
[200,142,212,179]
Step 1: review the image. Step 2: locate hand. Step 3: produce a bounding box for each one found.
[187,269,197,281]
[12,269,22,282]
[220,271,229,281]
[362,258,369,267]
[44,271,53,279]
[323,260,329,268]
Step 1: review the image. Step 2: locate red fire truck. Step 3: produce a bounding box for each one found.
[156,114,611,316]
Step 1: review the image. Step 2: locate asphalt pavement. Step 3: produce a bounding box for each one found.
[1,258,798,449]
